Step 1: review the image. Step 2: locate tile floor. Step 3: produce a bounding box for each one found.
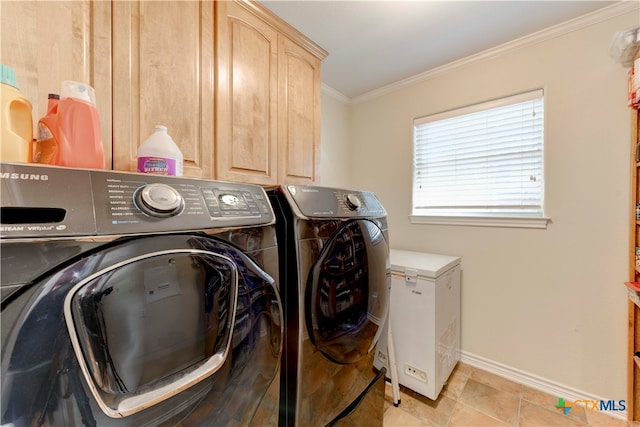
[383,362,629,427]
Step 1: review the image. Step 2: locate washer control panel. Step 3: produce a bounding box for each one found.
[0,163,274,238]
[94,171,273,234]
[285,185,386,218]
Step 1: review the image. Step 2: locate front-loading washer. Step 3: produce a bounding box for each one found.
[0,162,282,426]
[267,185,390,427]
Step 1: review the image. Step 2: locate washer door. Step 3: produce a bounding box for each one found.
[1,235,282,427]
[67,248,240,417]
[306,219,389,364]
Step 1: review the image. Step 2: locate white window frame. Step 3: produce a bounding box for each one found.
[410,90,549,229]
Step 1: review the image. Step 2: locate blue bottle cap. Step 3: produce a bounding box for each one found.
[0,64,19,90]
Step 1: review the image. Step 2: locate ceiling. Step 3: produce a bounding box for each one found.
[260,1,621,100]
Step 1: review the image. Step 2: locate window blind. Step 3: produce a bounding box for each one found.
[412,90,544,218]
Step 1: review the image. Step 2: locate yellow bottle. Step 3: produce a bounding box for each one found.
[0,64,33,163]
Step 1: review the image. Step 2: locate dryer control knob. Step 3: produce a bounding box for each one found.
[344,193,362,211]
[135,183,184,217]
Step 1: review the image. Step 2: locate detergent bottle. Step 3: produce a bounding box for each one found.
[36,80,105,169]
[34,93,59,164]
[137,125,184,176]
[0,64,33,163]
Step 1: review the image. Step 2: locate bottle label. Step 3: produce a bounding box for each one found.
[37,122,53,140]
[138,157,177,176]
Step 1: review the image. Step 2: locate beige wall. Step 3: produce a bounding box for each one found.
[323,9,637,401]
[319,89,353,188]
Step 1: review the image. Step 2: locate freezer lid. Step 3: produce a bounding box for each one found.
[390,249,460,278]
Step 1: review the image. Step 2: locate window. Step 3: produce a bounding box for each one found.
[411,89,547,229]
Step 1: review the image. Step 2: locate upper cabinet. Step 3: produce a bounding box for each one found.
[112,1,215,178]
[215,1,326,185]
[277,36,323,184]
[0,0,112,166]
[215,1,279,185]
[2,0,326,185]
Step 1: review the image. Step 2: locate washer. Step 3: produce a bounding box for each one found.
[267,185,390,427]
[0,162,282,427]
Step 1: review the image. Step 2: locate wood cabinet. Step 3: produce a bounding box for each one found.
[629,99,640,421]
[628,50,640,421]
[1,0,325,184]
[215,1,326,185]
[277,36,323,184]
[215,1,278,185]
[0,0,112,166]
[112,1,214,178]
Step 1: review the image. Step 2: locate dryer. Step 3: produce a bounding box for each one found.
[0,162,282,426]
[268,185,390,427]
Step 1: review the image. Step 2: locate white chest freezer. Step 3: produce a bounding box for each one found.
[374,249,461,400]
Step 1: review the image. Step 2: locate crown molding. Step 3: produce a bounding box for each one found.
[321,83,352,104]
[347,1,639,105]
[235,0,328,60]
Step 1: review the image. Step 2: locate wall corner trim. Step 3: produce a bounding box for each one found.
[460,351,627,421]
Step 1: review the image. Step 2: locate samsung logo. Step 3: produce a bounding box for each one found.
[0,172,49,181]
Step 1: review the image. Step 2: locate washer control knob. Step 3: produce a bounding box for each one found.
[135,183,184,217]
[344,193,362,211]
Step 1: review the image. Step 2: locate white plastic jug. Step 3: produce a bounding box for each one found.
[137,125,184,176]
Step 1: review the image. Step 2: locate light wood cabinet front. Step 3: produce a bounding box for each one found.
[0,0,112,165]
[278,36,321,184]
[216,1,326,186]
[112,1,214,178]
[2,0,324,185]
[215,1,279,185]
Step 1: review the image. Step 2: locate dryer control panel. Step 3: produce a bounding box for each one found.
[0,163,274,238]
[284,185,387,219]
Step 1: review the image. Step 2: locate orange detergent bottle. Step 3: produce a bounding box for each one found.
[34,93,59,164]
[35,80,105,169]
[0,64,33,163]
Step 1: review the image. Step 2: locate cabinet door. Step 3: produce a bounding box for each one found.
[0,1,112,166]
[112,1,214,178]
[215,1,279,186]
[278,36,322,184]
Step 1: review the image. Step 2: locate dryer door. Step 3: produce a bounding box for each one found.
[306,219,390,364]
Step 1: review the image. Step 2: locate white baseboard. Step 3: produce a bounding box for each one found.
[460,351,627,422]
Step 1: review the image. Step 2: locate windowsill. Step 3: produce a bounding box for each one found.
[409,215,550,229]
